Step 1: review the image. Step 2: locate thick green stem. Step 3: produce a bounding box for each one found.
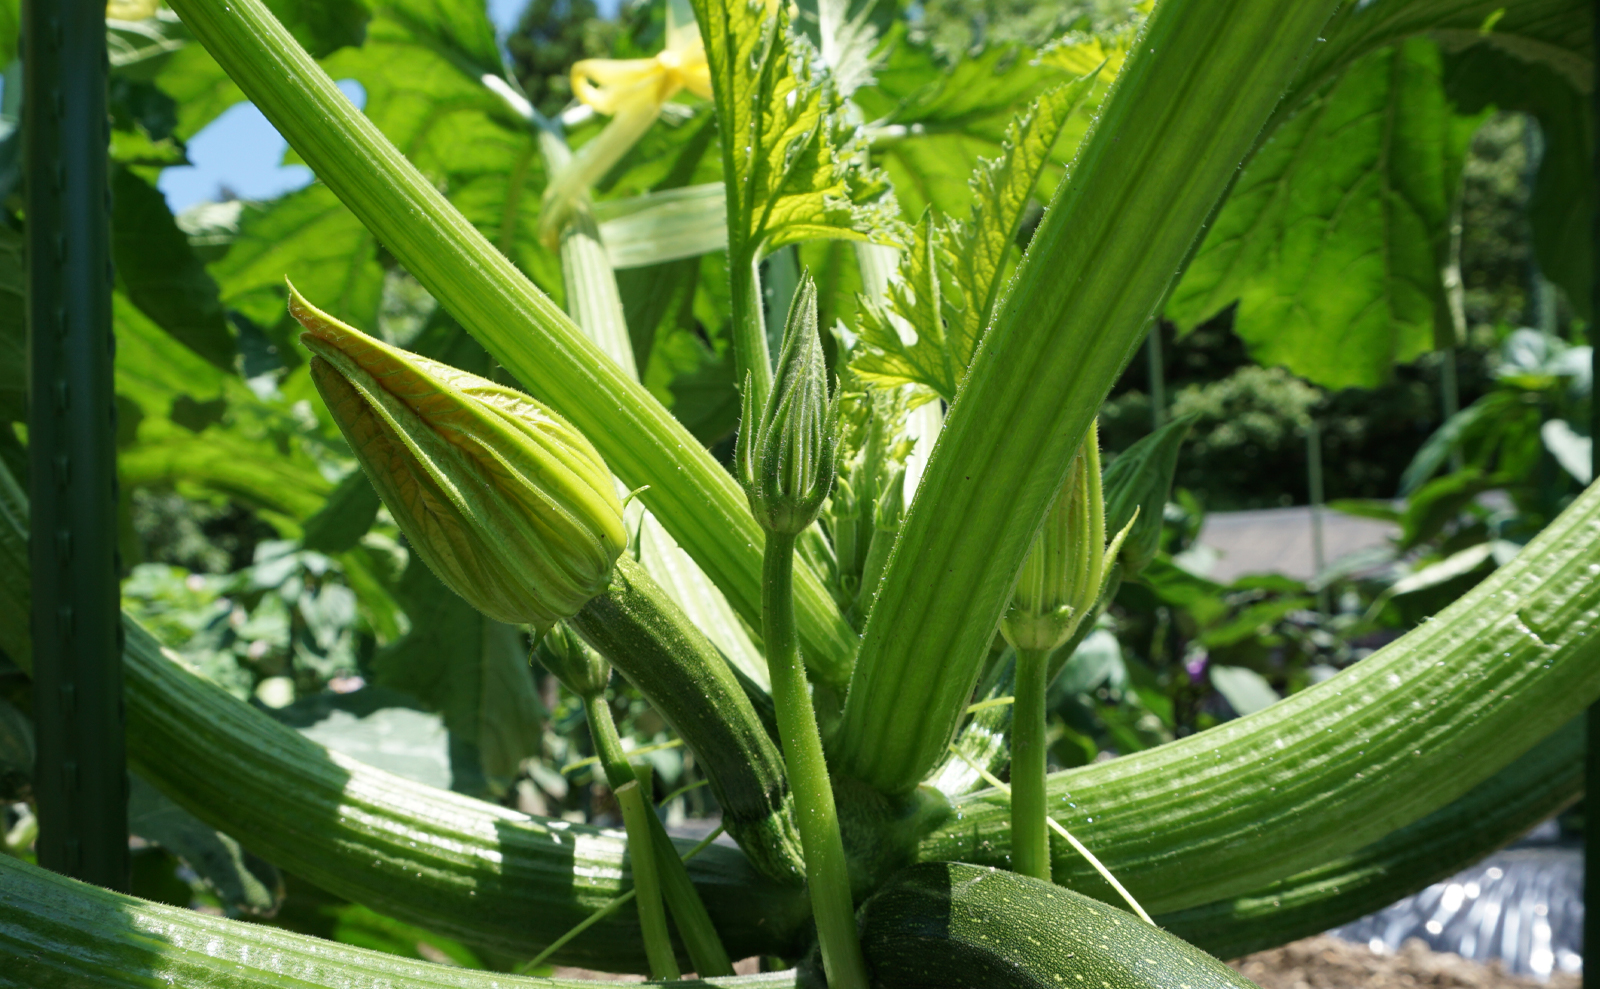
[732,252,773,410]
[161,0,857,690]
[582,694,736,977]
[1009,647,1051,882]
[762,532,868,989]
[615,779,681,981]
[834,0,1344,794]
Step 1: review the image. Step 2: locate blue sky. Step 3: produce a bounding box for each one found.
[159,0,618,213]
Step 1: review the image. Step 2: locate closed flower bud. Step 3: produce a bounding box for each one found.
[290,284,625,627]
[1002,420,1133,654]
[737,277,837,535]
[536,624,612,699]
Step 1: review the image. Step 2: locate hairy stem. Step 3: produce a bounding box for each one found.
[580,692,733,976]
[615,779,680,980]
[1010,647,1052,882]
[763,532,868,989]
[732,252,774,410]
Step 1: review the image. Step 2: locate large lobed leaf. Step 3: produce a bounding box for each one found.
[1167,0,1592,387]
[1168,38,1485,389]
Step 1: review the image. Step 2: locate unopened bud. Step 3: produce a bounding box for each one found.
[536,624,611,699]
[1002,420,1133,654]
[737,277,837,535]
[291,284,625,626]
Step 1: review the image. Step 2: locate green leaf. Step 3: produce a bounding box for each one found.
[300,471,383,554]
[1296,0,1591,114]
[111,166,236,370]
[0,0,15,64]
[850,76,1096,400]
[128,775,284,916]
[856,38,1068,219]
[154,0,369,138]
[1102,415,1194,577]
[371,561,544,785]
[1168,38,1486,389]
[691,0,895,262]
[851,213,956,397]
[1445,44,1593,319]
[314,6,564,297]
[211,183,384,333]
[940,74,1098,376]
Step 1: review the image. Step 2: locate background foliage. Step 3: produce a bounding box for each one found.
[0,0,1590,972]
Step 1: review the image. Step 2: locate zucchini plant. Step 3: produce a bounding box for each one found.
[1,0,1596,986]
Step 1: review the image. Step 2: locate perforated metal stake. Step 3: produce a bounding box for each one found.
[25,0,128,890]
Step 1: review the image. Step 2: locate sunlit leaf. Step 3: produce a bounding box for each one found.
[1168,38,1486,390]
[850,75,1095,400]
[691,0,897,266]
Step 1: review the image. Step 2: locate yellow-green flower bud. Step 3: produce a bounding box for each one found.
[290,284,625,627]
[1001,420,1133,654]
[736,277,837,536]
[536,624,612,699]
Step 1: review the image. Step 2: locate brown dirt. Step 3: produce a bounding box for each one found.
[1232,936,1578,989]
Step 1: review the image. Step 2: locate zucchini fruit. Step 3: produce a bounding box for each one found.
[858,862,1260,989]
[0,853,798,989]
[572,554,806,883]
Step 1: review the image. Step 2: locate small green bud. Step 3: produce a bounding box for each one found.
[536,624,611,699]
[290,284,626,627]
[1102,415,1193,577]
[1002,420,1133,654]
[736,277,837,535]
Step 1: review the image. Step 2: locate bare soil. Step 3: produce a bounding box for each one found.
[1232,936,1578,989]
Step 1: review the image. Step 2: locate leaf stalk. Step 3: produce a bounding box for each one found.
[763,531,869,989]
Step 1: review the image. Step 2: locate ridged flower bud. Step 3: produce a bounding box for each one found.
[536,624,612,699]
[290,284,626,626]
[736,277,837,535]
[1002,420,1133,654]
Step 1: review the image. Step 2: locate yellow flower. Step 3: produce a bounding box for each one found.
[107,0,161,18]
[539,0,772,241]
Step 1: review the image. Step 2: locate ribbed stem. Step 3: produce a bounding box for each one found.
[582,694,734,977]
[615,779,680,980]
[1010,647,1052,881]
[161,0,858,689]
[762,532,868,989]
[732,252,773,411]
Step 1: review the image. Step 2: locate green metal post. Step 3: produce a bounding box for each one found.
[25,0,128,890]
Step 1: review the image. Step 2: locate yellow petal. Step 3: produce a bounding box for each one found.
[571,57,668,116]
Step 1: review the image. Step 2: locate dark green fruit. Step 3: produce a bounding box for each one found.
[860,863,1261,989]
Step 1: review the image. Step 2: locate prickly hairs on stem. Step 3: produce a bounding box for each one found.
[736,275,838,536]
